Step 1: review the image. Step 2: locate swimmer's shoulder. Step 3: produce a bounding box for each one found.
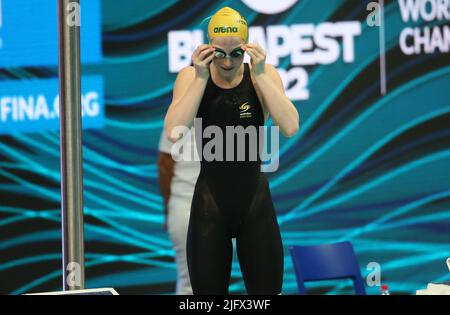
[173,66,196,88]
[173,66,197,86]
[177,66,196,79]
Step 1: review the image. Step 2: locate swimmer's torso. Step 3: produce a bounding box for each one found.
[194,63,265,220]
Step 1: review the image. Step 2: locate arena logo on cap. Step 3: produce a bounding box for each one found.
[214,26,239,34]
[241,0,299,14]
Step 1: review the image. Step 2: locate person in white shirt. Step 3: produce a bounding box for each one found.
[157,128,200,295]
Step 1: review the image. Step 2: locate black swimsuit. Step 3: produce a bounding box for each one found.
[187,63,284,294]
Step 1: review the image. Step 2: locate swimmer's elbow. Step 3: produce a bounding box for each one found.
[165,122,188,143]
[285,114,300,137]
[283,124,299,138]
[165,125,179,144]
[164,113,178,143]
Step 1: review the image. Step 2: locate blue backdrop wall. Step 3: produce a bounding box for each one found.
[0,0,449,294]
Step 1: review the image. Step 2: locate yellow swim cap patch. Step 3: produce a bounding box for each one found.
[208,7,248,43]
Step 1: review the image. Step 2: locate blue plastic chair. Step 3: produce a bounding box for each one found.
[289,241,366,295]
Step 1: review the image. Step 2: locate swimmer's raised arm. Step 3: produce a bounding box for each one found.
[164,45,215,143]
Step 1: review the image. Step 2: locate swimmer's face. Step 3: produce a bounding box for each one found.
[211,37,245,78]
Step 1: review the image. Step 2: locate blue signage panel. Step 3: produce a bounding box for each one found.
[0,0,101,67]
[0,76,104,134]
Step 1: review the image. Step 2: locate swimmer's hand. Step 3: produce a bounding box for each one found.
[192,45,215,80]
[243,43,266,77]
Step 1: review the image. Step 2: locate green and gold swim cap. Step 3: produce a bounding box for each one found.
[207,7,249,43]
